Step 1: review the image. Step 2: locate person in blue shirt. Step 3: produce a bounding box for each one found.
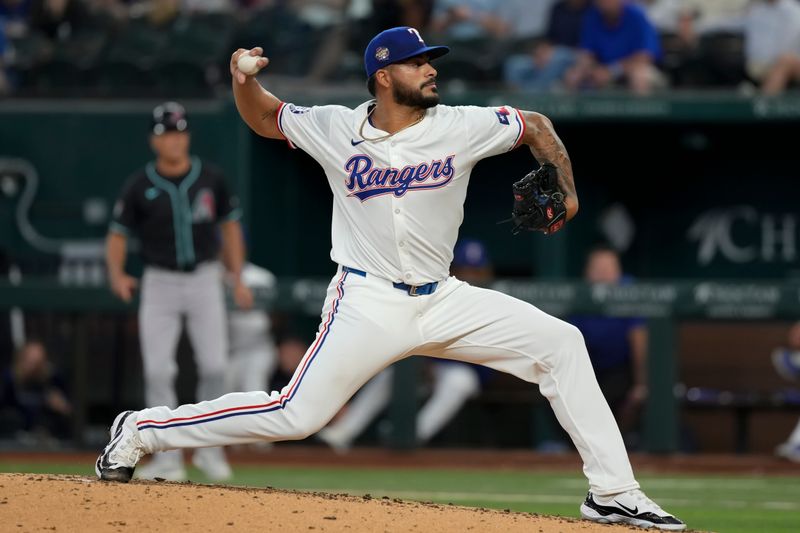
[771,321,800,462]
[565,0,663,94]
[0,340,72,441]
[569,245,648,446]
[504,0,590,92]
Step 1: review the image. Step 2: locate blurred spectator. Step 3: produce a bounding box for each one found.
[29,0,91,41]
[745,0,800,96]
[0,0,31,38]
[683,0,749,34]
[0,340,72,443]
[226,262,278,394]
[771,321,800,462]
[504,0,589,92]
[316,239,492,452]
[564,0,664,95]
[183,0,232,13]
[0,20,9,95]
[84,0,127,22]
[499,0,558,41]
[568,245,647,448]
[369,0,434,33]
[431,0,509,41]
[635,0,680,32]
[270,335,309,391]
[128,0,180,26]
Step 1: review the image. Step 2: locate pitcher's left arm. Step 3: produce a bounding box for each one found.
[520,111,579,220]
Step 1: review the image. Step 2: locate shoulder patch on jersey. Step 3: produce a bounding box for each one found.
[495,107,511,126]
[287,104,310,115]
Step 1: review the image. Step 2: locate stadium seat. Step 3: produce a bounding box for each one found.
[30,59,88,97]
[92,60,158,98]
[152,61,215,98]
[164,13,235,64]
[698,32,746,87]
[103,18,170,65]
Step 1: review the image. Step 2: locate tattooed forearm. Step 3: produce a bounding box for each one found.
[521,111,579,218]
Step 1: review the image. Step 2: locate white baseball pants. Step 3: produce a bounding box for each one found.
[139,262,229,467]
[134,265,639,495]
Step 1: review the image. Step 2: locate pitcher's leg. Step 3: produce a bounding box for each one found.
[318,367,394,449]
[425,282,637,495]
[135,270,413,454]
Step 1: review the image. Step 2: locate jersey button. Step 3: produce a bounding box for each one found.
[399,242,405,248]
[394,208,401,214]
[404,273,412,280]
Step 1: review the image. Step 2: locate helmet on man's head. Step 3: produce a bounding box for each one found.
[151,101,189,135]
[364,27,449,79]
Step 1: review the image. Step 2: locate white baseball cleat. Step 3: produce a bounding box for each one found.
[95,411,146,483]
[775,441,800,463]
[580,489,686,530]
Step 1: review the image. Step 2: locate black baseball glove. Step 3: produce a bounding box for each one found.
[510,163,567,235]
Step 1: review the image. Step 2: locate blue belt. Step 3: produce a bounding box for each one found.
[342,266,439,297]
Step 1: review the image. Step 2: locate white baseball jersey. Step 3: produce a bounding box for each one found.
[276,100,526,285]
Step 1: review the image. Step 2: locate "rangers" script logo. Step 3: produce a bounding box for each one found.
[343,154,456,201]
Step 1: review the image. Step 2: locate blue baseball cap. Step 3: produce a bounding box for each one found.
[364,27,449,79]
[453,239,490,268]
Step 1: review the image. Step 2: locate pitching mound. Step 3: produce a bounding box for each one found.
[0,473,638,532]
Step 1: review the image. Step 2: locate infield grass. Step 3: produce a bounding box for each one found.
[1,461,797,533]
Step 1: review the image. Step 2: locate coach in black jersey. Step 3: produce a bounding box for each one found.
[105,101,252,481]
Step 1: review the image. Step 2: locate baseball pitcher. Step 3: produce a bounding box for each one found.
[97,29,684,530]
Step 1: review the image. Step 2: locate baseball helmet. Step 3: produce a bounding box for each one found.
[151,101,189,135]
[364,27,449,78]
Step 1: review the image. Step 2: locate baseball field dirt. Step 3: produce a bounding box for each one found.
[0,473,639,532]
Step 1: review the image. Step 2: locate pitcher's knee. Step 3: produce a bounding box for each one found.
[552,322,588,359]
[285,415,327,441]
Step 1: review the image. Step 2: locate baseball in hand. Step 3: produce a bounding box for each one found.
[237,54,262,76]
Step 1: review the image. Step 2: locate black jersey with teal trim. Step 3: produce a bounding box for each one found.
[109,157,241,270]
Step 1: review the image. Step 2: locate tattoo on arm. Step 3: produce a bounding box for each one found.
[260,111,270,121]
[524,112,577,202]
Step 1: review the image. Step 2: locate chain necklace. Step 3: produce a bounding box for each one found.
[357,104,426,143]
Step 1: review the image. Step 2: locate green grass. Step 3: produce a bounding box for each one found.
[2,462,798,533]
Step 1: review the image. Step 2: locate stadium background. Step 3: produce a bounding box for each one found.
[1,1,800,531]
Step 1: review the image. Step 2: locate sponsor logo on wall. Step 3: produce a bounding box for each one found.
[688,206,796,265]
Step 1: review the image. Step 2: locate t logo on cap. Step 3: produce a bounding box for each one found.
[364,26,449,79]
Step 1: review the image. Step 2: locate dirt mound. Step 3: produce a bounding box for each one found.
[0,473,638,532]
